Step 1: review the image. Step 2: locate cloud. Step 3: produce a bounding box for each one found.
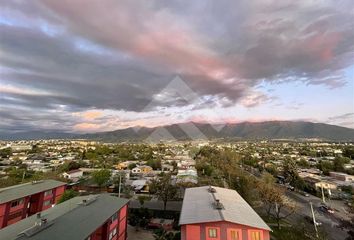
[327,112,354,128]
[0,0,353,132]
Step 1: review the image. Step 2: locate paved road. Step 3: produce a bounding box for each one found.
[285,191,351,240]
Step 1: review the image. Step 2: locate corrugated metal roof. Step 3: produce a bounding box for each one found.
[179,186,271,231]
[0,194,129,240]
[0,180,66,204]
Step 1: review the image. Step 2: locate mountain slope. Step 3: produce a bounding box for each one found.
[1,121,353,141]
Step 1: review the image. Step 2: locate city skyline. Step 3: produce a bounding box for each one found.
[1,0,354,133]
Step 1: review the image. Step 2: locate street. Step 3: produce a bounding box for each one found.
[285,190,352,240]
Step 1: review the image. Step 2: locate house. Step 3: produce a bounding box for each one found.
[179,186,271,240]
[0,180,66,229]
[139,165,153,174]
[0,194,129,240]
[176,169,198,185]
[62,169,84,181]
[131,179,149,193]
[131,167,142,174]
[303,177,337,191]
[329,172,354,182]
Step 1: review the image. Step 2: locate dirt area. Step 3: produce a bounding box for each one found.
[127,225,154,240]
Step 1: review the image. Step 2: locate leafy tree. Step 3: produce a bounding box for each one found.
[59,161,82,173]
[297,159,310,168]
[283,159,304,189]
[153,229,178,240]
[147,158,162,170]
[0,147,12,158]
[271,195,297,229]
[343,147,354,159]
[149,173,178,212]
[58,190,78,203]
[92,169,111,187]
[29,144,42,154]
[333,157,350,172]
[128,163,137,170]
[317,161,334,175]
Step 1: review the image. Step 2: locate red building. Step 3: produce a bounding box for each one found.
[179,186,271,240]
[0,194,129,240]
[0,180,66,229]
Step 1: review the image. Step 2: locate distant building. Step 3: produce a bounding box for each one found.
[0,194,129,240]
[176,169,198,185]
[0,180,66,229]
[131,167,142,174]
[138,165,153,174]
[303,176,337,191]
[179,186,271,240]
[329,172,354,182]
[131,179,149,193]
[10,145,32,152]
[62,169,84,181]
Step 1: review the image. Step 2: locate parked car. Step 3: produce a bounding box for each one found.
[285,183,295,191]
[319,205,335,214]
[300,191,309,197]
[304,216,322,226]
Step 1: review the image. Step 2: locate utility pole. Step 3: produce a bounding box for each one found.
[22,170,26,182]
[118,174,122,198]
[310,202,319,238]
[321,185,326,203]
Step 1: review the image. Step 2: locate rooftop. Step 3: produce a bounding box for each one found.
[0,180,66,204]
[0,194,129,240]
[179,186,270,231]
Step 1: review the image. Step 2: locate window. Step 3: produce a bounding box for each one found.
[109,228,117,240]
[228,229,241,240]
[249,231,262,240]
[8,211,23,221]
[43,200,51,206]
[208,228,217,238]
[44,190,53,196]
[11,199,24,208]
[111,212,118,222]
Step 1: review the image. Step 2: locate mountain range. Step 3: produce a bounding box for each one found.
[1,121,354,141]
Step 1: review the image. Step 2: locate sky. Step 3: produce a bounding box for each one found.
[0,0,353,133]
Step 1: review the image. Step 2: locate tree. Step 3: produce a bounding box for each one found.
[333,157,350,172]
[58,190,78,203]
[59,161,82,173]
[283,159,304,189]
[271,195,297,229]
[343,147,354,160]
[128,163,137,170]
[149,173,178,212]
[258,173,281,216]
[0,147,12,158]
[298,159,310,168]
[92,169,111,187]
[153,229,178,240]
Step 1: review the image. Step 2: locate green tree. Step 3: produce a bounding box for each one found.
[128,163,137,170]
[58,189,78,203]
[92,169,111,187]
[149,173,178,212]
[333,157,350,172]
[0,147,12,158]
[343,147,354,159]
[153,229,178,240]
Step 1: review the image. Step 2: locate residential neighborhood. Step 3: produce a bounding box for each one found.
[0,139,353,239]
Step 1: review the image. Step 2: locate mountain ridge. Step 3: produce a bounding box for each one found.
[1,121,353,141]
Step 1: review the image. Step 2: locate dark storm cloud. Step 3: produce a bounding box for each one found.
[0,0,353,132]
